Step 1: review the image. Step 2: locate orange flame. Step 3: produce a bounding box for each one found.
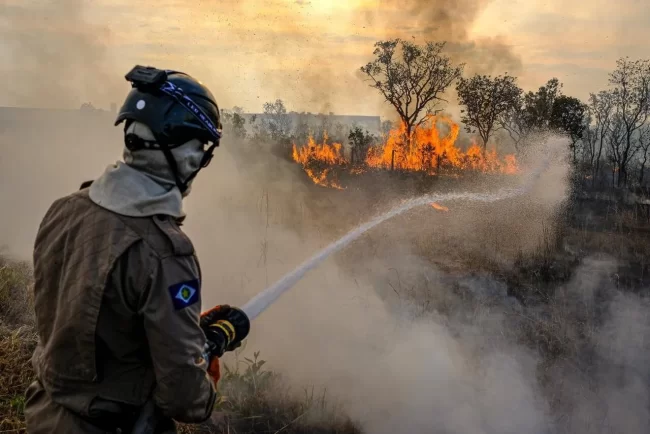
[292,132,345,189]
[430,203,449,212]
[366,115,518,175]
[291,115,519,188]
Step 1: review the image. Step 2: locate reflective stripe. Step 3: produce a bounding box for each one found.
[211,323,233,345]
[217,320,236,340]
[159,81,222,142]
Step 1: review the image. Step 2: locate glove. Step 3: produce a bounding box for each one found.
[200,304,251,359]
[206,354,221,384]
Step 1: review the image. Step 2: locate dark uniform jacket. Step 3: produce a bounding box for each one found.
[24,188,216,433]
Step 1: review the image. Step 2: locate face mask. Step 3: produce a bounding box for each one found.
[123,122,210,194]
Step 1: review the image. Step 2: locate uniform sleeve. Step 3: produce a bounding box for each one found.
[139,252,216,423]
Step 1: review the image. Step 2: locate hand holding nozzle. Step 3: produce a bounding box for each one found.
[199,305,251,383]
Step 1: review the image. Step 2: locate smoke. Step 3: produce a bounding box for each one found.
[0,0,521,115]
[214,0,523,115]
[175,133,613,433]
[0,0,118,108]
[0,4,642,432]
[205,140,623,433]
[0,111,121,258]
[367,0,522,75]
[187,132,643,434]
[2,101,649,433]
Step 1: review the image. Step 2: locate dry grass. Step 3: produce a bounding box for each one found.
[0,256,34,328]
[0,256,36,433]
[0,325,37,433]
[180,351,361,434]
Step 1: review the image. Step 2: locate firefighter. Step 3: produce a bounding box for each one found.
[24,66,250,433]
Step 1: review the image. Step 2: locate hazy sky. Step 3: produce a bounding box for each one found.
[1,0,648,117]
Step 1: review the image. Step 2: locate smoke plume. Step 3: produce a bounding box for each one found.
[368,0,522,75]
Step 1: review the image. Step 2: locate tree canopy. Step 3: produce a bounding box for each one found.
[456,74,521,150]
[360,39,464,143]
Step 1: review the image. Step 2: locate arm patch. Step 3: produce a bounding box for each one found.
[168,279,200,310]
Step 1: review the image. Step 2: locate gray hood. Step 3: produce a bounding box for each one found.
[89,122,205,218]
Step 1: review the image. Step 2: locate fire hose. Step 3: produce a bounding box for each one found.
[131,154,552,433]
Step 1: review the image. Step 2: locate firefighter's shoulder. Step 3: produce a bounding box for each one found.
[126,214,195,259]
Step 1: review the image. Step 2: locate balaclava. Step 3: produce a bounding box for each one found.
[88,121,205,218]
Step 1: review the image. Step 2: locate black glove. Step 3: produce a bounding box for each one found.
[200,304,250,358]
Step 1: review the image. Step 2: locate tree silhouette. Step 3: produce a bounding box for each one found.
[456,74,522,151]
[361,39,463,148]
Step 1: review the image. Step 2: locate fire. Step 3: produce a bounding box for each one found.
[366,115,518,175]
[430,203,449,212]
[291,133,345,189]
[291,115,519,188]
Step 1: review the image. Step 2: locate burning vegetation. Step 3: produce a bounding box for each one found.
[291,115,518,188]
[291,132,346,189]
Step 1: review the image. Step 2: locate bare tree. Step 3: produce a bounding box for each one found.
[456,74,522,151]
[500,98,532,153]
[588,91,614,185]
[606,114,627,186]
[608,57,650,186]
[637,125,650,186]
[582,122,599,176]
[360,39,464,146]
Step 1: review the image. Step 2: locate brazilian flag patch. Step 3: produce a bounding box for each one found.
[168,279,200,310]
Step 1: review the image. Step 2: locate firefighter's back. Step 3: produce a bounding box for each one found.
[25,187,207,433]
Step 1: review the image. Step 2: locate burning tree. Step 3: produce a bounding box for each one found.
[290,39,520,188]
[361,115,518,175]
[360,39,464,148]
[455,74,522,152]
[291,115,519,189]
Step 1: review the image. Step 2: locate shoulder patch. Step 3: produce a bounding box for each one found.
[153,216,194,256]
[168,279,200,310]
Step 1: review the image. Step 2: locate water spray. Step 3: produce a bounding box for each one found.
[241,157,551,321]
[133,155,553,433]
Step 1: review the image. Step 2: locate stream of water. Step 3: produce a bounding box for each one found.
[242,158,550,320]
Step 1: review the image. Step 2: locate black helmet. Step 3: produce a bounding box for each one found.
[115,65,223,192]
